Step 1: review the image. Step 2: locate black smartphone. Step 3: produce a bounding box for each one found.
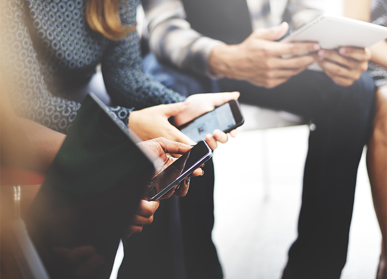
[146,141,212,201]
[178,99,244,142]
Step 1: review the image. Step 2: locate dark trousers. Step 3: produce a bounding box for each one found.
[120,53,375,279]
[217,70,375,279]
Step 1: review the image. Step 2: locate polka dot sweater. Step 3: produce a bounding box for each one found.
[0,0,185,134]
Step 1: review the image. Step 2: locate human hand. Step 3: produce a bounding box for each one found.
[137,137,203,177]
[129,102,195,145]
[173,92,240,149]
[137,138,203,201]
[209,22,319,88]
[316,47,371,87]
[126,199,160,236]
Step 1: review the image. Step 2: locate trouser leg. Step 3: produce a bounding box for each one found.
[219,71,375,278]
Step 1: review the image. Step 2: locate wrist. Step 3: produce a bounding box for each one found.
[208,44,238,79]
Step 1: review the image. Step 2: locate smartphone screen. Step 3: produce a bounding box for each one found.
[180,102,237,142]
[146,141,212,200]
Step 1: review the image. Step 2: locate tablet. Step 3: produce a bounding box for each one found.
[25,93,156,279]
[281,13,387,49]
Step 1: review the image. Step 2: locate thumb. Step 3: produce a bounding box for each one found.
[171,127,196,145]
[253,22,289,41]
[161,102,190,118]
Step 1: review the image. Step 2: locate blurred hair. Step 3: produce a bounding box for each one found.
[85,0,136,40]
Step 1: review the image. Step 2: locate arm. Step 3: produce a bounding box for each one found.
[368,0,387,87]
[143,0,224,77]
[344,0,371,21]
[101,17,186,109]
[144,0,318,88]
[285,0,323,29]
[0,80,64,173]
[0,0,132,134]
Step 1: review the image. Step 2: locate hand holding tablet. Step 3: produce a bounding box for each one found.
[280,13,386,85]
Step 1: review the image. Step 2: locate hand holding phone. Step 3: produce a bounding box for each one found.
[146,141,212,201]
[178,99,244,143]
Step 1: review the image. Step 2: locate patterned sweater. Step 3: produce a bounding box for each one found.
[369,0,387,88]
[0,0,185,134]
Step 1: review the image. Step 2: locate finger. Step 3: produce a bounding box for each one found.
[212,129,228,143]
[271,55,315,69]
[317,49,358,69]
[209,92,240,107]
[252,22,289,41]
[154,137,192,154]
[160,102,190,118]
[136,200,160,217]
[205,134,218,150]
[229,129,238,138]
[131,214,154,225]
[318,59,353,78]
[323,69,355,87]
[338,47,371,62]
[127,224,143,234]
[192,168,203,177]
[159,187,176,200]
[170,127,196,145]
[174,177,190,197]
[268,42,320,57]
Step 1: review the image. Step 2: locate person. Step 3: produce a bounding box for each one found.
[0,0,239,278]
[139,0,376,278]
[346,0,387,278]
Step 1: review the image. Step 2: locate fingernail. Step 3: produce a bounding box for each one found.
[186,177,191,184]
[339,48,345,54]
[314,44,320,50]
[201,170,205,176]
[318,50,324,60]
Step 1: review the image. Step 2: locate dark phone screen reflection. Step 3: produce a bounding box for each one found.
[147,142,210,200]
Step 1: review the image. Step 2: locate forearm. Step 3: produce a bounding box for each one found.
[370,40,387,68]
[344,0,371,21]
[19,119,66,173]
[144,0,223,76]
[208,44,238,79]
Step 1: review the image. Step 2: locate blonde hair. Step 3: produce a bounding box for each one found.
[85,0,136,40]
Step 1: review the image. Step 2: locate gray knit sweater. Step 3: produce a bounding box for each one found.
[0,0,185,134]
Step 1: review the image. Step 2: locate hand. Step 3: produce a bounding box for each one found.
[129,102,195,145]
[316,47,371,87]
[137,137,204,198]
[126,199,160,236]
[173,92,240,149]
[137,137,203,176]
[209,22,319,88]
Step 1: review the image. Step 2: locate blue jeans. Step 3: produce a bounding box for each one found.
[123,53,375,279]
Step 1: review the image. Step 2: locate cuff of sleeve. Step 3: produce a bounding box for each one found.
[109,106,134,128]
[369,62,387,88]
[184,37,226,79]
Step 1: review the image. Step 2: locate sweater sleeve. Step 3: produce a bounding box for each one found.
[101,29,186,109]
[142,0,224,78]
[368,0,387,88]
[0,0,132,134]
